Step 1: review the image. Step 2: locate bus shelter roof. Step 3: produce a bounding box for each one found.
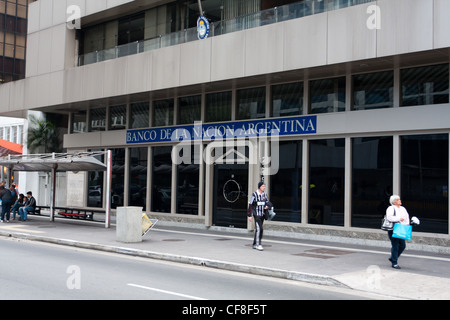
[0,152,107,172]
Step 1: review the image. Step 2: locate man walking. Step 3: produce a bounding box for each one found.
[248,181,269,251]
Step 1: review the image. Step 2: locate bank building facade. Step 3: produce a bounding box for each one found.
[0,0,449,248]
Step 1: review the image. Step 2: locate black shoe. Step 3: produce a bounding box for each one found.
[392,264,401,269]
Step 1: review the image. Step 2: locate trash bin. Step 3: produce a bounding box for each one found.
[116,206,143,243]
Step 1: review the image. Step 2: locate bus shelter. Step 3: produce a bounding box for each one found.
[0,151,112,228]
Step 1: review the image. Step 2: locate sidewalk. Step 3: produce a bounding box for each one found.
[1,216,449,300]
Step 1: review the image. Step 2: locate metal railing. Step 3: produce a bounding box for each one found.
[78,0,375,66]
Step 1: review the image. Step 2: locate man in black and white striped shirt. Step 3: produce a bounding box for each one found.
[247,181,268,251]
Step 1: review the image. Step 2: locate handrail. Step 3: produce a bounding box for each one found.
[78,0,375,66]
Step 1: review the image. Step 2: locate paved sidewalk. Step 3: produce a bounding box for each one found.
[1,216,449,300]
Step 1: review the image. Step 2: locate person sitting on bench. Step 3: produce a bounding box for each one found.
[18,191,36,222]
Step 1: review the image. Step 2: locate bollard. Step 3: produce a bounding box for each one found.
[116,206,143,243]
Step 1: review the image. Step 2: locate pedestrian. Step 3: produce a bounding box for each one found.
[0,185,13,222]
[247,181,269,251]
[18,191,36,222]
[11,193,25,221]
[386,195,410,269]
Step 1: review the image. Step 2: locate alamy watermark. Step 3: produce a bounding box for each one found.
[66,265,81,290]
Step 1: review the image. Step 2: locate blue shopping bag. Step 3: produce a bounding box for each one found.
[392,223,412,241]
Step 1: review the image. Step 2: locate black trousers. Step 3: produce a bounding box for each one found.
[253,215,264,246]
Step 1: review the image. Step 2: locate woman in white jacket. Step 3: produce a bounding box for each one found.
[386,195,410,269]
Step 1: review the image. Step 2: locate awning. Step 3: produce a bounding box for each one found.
[0,152,112,228]
[0,139,23,157]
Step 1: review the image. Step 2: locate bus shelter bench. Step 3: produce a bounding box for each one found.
[29,206,49,215]
[56,207,103,221]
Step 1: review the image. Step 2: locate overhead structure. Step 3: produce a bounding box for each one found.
[0,151,112,228]
[0,139,23,157]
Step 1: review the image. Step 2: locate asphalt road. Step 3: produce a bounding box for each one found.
[0,237,380,301]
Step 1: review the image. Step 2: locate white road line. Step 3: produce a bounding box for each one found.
[127,283,207,300]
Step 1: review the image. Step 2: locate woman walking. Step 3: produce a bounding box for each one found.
[386,195,410,269]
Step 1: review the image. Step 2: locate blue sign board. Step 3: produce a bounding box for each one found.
[127,115,317,144]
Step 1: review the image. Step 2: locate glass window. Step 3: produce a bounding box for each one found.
[271,82,303,117]
[353,71,394,110]
[178,95,201,125]
[401,134,448,234]
[129,147,148,210]
[176,145,200,215]
[90,107,106,132]
[352,136,393,228]
[236,87,266,120]
[111,148,125,209]
[109,105,126,130]
[205,91,232,123]
[87,150,104,208]
[401,64,449,106]
[153,99,174,127]
[71,110,87,133]
[309,139,345,226]
[270,141,302,223]
[130,102,149,129]
[310,77,346,114]
[151,146,172,213]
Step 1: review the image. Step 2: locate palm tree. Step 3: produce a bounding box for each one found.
[27,114,60,154]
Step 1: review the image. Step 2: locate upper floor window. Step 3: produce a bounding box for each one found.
[401,64,449,107]
[310,77,346,114]
[353,71,394,111]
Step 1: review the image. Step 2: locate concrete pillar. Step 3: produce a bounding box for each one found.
[116,206,142,243]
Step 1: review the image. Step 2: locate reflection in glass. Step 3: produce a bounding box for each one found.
[111,148,125,209]
[87,150,104,208]
[128,147,148,210]
[205,91,232,123]
[71,110,87,133]
[178,95,201,125]
[176,145,199,215]
[309,139,344,226]
[236,87,266,120]
[151,146,172,213]
[109,105,126,130]
[401,64,449,107]
[130,102,149,129]
[401,134,448,234]
[90,107,106,131]
[310,77,345,114]
[153,99,174,127]
[270,141,302,222]
[353,71,393,110]
[352,137,393,228]
[271,82,303,117]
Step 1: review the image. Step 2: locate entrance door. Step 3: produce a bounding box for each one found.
[213,163,249,228]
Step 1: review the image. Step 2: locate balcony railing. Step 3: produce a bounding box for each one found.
[78,0,375,66]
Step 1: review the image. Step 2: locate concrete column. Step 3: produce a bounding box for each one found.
[116,206,143,243]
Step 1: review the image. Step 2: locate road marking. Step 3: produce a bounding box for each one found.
[127,283,207,300]
[0,224,45,234]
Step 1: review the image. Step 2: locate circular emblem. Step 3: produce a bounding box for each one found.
[197,16,210,40]
[223,179,241,203]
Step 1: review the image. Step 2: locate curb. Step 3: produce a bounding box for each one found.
[0,231,348,289]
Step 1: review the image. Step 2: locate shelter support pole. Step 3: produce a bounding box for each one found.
[105,150,112,228]
[50,164,57,222]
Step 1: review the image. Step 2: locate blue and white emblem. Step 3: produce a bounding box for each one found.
[197,16,210,40]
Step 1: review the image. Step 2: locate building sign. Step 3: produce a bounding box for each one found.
[197,16,210,40]
[126,115,317,144]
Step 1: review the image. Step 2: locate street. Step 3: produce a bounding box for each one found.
[0,237,380,301]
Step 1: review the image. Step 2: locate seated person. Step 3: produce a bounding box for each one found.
[18,191,36,222]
